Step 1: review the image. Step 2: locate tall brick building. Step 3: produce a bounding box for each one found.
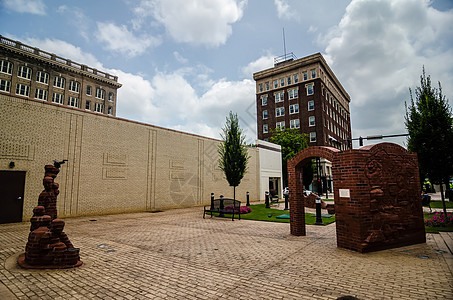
[253,53,351,150]
[0,35,121,115]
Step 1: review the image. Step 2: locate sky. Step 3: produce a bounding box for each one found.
[1,0,452,148]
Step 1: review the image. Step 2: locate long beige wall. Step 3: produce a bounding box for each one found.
[0,94,260,220]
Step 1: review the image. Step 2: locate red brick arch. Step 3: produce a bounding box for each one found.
[287,143,426,253]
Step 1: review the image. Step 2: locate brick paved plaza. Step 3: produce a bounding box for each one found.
[1,207,452,299]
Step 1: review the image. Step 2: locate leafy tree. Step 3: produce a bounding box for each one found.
[405,67,453,222]
[218,111,250,200]
[269,128,311,187]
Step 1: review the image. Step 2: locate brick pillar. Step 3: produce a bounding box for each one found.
[289,164,305,236]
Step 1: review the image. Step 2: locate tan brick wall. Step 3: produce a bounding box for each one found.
[0,94,260,220]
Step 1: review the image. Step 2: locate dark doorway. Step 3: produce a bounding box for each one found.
[0,171,26,223]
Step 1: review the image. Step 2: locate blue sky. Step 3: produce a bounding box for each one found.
[1,0,452,147]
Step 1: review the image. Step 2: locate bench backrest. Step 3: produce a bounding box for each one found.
[211,198,241,211]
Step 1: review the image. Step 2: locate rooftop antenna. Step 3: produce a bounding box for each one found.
[283,27,287,61]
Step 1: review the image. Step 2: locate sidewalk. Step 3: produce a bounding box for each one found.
[0,207,452,299]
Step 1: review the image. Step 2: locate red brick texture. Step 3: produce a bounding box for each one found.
[288,143,425,253]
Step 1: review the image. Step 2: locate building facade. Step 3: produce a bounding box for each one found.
[253,53,351,150]
[0,35,121,116]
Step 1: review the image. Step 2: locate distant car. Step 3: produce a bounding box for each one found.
[303,190,312,196]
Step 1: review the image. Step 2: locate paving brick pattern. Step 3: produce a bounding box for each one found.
[1,207,452,299]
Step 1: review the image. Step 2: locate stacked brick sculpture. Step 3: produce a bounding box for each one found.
[288,143,426,253]
[17,162,82,268]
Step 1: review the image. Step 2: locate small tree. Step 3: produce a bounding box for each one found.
[218,111,250,200]
[270,128,310,187]
[405,67,453,223]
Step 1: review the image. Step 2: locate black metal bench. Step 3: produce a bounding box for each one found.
[203,198,241,221]
[422,194,432,212]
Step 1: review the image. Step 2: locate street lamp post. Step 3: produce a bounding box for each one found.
[315,197,323,225]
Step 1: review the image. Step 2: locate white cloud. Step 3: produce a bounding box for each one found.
[3,0,46,15]
[241,54,274,79]
[274,0,298,21]
[95,22,161,57]
[134,0,247,47]
[321,0,453,142]
[173,51,188,64]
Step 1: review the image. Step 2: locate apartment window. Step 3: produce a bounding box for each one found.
[69,80,80,93]
[276,121,285,130]
[68,97,79,108]
[303,71,308,81]
[309,116,315,127]
[311,69,316,78]
[261,95,268,106]
[109,92,114,101]
[294,74,299,83]
[86,85,92,96]
[94,103,104,113]
[310,132,316,142]
[276,107,285,117]
[15,83,30,96]
[288,89,298,100]
[52,92,64,104]
[53,76,65,89]
[18,66,32,80]
[0,79,11,92]
[34,88,48,101]
[275,92,284,103]
[259,83,263,92]
[95,88,105,99]
[263,110,268,119]
[263,124,269,133]
[290,119,300,129]
[307,84,314,95]
[36,71,49,84]
[85,100,91,110]
[265,82,270,91]
[289,104,299,114]
[0,60,13,75]
[287,76,291,85]
[308,100,314,111]
[108,106,112,115]
[280,78,284,87]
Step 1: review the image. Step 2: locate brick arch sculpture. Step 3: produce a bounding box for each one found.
[288,143,426,253]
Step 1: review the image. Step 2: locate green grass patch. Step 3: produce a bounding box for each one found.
[429,200,453,209]
[209,203,335,225]
[424,212,453,233]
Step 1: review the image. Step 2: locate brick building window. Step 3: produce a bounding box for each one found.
[94,103,104,113]
[0,79,11,92]
[85,100,91,110]
[287,76,291,85]
[263,124,269,133]
[53,76,65,89]
[15,83,30,96]
[289,104,299,114]
[273,80,278,89]
[308,100,314,111]
[109,92,114,101]
[263,110,268,119]
[95,88,105,99]
[34,88,48,100]
[0,60,13,75]
[303,71,307,81]
[86,85,92,95]
[311,69,316,78]
[36,71,49,84]
[276,107,285,117]
[265,82,269,90]
[69,81,80,93]
[288,89,298,100]
[294,74,299,83]
[290,119,300,129]
[276,121,285,130]
[275,92,284,103]
[18,66,32,80]
[108,106,112,115]
[309,116,315,126]
[310,132,316,142]
[259,83,263,92]
[68,96,79,107]
[261,95,268,106]
[280,78,284,87]
[52,92,64,104]
[307,84,314,95]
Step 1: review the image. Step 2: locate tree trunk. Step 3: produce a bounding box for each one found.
[233,186,236,201]
[440,182,448,224]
